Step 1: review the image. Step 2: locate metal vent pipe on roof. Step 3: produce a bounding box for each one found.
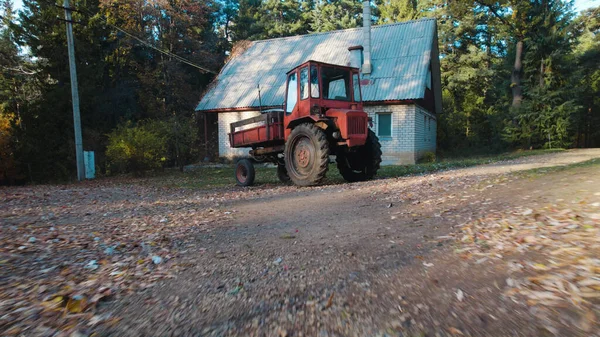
[362,0,372,74]
[348,45,364,69]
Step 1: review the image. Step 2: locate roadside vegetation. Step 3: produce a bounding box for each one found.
[132,149,565,189]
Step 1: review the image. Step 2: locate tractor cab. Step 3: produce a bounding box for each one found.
[284,60,362,118]
[283,61,367,147]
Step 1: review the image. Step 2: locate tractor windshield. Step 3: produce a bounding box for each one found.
[321,66,351,101]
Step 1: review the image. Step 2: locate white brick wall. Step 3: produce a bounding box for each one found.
[414,105,437,160]
[218,111,261,159]
[217,104,437,165]
[364,104,417,165]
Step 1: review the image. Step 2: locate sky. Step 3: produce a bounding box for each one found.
[9,0,600,14]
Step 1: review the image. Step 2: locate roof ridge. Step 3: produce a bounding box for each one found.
[252,17,436,44]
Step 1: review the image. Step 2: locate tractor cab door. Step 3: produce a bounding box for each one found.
[284,64,319,130]
[285,71,298,117]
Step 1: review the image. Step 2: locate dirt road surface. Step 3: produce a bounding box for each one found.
[2,149,600,337]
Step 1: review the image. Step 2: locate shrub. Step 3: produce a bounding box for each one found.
[419,151,437,164]
[149,117,199,170]
[0,111,22,184]
[106,121,166,175]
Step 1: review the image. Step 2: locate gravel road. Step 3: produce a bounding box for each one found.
[2,149,600,337]
[100,149,600,337]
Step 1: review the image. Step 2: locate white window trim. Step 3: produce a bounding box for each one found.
[376,112,393,139]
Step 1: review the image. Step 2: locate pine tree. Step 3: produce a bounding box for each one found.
[377,0,419,23]
[310,0,362,32]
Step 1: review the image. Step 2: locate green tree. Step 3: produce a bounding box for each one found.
[377,0,418,23]
[571,6,600,147]
[310,0,362,32]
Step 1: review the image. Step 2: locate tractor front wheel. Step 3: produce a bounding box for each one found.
[284,123,329,186]
[336,129,382,182]
[277,163,291,184]
[235,158,255,186]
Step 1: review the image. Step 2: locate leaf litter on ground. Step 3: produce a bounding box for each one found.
[0,184,233,336]
[457,198,600,332]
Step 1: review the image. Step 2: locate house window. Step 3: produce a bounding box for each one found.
[300,67,309,100]
[377,113,392,138]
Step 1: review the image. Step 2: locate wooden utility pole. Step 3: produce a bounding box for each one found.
[63,0,85,181]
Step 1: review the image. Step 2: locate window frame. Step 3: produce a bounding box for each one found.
[300,66,309,100]
[352,73,362,102]
[376,112,393,138]
[310,65,320,98]
[320,66,351,101]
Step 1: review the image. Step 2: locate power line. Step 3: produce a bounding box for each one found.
[12,0,218,74]
[67,1,218,74]
[93,17,217,74]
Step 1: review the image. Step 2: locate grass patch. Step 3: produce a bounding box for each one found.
[140,148,565,189]
[376,148,564,179]
[516,157,600,179]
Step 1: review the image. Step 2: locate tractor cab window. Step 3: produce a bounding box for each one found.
[285,72,298,114]
[321,66,350,101]
[300,67,309,100]
[310,65,319,98]
[352,73,362,102]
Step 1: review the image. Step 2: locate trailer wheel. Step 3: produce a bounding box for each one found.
[235,159,255,186]
[337,129,382,182]
[277,164,291,184]
[284,123,329,186]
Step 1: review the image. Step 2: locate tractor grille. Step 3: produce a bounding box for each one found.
[347,116,366,135]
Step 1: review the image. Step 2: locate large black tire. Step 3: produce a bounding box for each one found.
[336,129,382,182]
[284,123,329,186]
[235,158,255,186]
[277,164,291,184]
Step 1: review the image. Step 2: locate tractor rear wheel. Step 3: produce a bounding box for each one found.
[235,158,255,186]
[284,123,329,186]
[336,129,382,182]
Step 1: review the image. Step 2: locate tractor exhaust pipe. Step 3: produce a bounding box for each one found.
[362,0,372,74]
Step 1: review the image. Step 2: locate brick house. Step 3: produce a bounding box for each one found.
[196,16,442,165]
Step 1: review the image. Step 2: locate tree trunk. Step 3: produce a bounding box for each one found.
[539,58,545,87]
[511,40,523,108]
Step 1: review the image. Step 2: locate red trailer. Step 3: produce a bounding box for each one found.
[229,60,382,187]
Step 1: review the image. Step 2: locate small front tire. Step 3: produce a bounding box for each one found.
[337,129,382,182]
[235,159,255,186]
[277,164,291,184]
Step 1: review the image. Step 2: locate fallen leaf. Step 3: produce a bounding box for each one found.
[448,327,464,335]
[66,296,87,314]
[325,292,335,309]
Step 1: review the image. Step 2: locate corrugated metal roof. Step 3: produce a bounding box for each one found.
[196,18,437,112]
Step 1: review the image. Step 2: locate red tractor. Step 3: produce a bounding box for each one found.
[230,60,382,187]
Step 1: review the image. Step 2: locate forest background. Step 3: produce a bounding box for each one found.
[0,0,598,183]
